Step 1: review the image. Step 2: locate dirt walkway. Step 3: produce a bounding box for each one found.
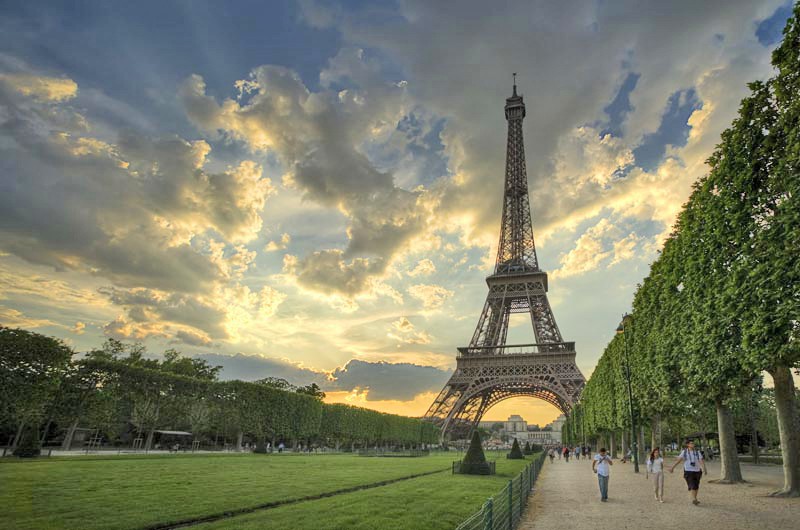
[519,456,798,530]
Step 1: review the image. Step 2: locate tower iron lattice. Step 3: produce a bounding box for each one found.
[424,78,586,440]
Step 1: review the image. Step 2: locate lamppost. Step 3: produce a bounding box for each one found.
[616,313,640,473]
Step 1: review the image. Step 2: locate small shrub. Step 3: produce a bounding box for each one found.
[507,438,524,459]
[523,441,532,455]
[458,430,494,475]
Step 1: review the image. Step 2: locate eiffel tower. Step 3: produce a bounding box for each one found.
[425,77,586,440]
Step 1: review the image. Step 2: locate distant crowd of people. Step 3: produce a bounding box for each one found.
[547,440,710,506]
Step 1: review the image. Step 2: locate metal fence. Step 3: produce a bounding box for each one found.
[455,451,546,530]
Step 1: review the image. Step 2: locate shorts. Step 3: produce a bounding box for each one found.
[684,470,702,490]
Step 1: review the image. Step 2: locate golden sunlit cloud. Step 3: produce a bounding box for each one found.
[0,73,78,101]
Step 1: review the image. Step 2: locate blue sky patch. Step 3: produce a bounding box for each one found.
[633,88,701,172]
[601,72,640,138]
[756,1,794,46]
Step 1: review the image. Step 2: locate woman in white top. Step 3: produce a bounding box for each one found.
[647,447,665,502]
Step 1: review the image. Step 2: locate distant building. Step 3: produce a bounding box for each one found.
[504,415,526,433]
[478,414,564,446]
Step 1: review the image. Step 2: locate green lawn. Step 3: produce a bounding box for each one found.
[194,454,533,530]
[1,452,533,530]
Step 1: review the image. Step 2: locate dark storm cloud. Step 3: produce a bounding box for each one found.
[326,359,450,401]
[193,353,451,402]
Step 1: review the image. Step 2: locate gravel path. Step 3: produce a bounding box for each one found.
[519,456,798,530]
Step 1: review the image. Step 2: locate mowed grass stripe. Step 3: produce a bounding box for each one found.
[1,453,456,530]
[192,455,535,530]
[146,467,449,529]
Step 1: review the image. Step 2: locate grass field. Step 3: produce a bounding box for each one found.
[1,451,533,530]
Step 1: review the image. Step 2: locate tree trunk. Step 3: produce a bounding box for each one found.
[11,421,25,449]
[651,415,660,451]
[749,395,760,465]
[769,365,800,496]
[145,429,155,452]
[715,399,745,483]
[638,426,645,464]
[38,418,52,446]
[609,431,616,458]
[236,431,244,452]
[62,418,80,450]
[621,430,628,457]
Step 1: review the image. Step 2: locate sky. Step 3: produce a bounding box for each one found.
[0,0,793,426]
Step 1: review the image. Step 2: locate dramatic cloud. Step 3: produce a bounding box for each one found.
[179,59,437,300]
[0,71,283,346]
[190,353,450,403]
[326,359,450,401]
[0,0,791,423]
[303,0,785,253]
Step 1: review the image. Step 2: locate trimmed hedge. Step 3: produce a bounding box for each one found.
[507,438,524,459]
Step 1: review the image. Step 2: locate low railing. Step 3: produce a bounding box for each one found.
[457,342,575,357]
[455,451,546,530]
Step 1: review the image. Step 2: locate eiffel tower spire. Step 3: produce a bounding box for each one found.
[496,75,539,274]
[424,78,586,441]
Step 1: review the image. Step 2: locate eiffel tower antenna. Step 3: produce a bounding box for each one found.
[424,80,586,441]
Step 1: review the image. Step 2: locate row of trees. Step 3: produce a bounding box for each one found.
[1,328,439,455]
[564,3,800,497]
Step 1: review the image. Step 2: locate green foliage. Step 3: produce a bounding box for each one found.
[458,430,493,475]
[462,430,487,465]
[507,438,524,459]
[565,5,800,490]
[0,329,438,450]
[523,441,532,455]
[296,382,326,399]
[0,327,73,441]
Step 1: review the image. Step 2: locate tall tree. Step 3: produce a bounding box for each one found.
[0,327,73,452]
[736,2,800,496]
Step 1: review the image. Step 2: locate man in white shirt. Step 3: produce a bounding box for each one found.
[669,440,707,505]
[592,447,613,501]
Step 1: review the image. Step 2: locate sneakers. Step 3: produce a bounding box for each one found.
[692,499,700,505]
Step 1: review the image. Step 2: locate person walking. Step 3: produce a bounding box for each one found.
[574,446,580,460]
[669,440,707,505]
[548,448,555,463]
[592,447,613,502]
[647,447,665,502]
[564,446,570,462]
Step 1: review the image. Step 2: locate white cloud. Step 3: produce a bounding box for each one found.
[407,258,436,276]
[265,233,291,252]
[407,283,454,310]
